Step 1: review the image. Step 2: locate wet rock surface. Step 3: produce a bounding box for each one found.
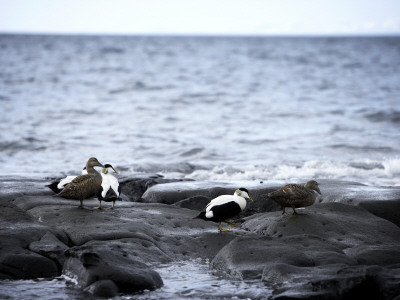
[1,175,400,299]
[213,203,400,299]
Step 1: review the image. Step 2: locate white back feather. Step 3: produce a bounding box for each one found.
[206,192,247,213]
[57,175,77,189]
[100,173,119,198]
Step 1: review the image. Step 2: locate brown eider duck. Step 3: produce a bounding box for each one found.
[56,157,104,208]
[195,188,253,232]
[267,180,321,215]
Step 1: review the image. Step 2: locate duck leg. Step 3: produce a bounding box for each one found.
[218,222,231,233]
[292,206,305,215]
[95,200,102,210]
[224,220,240,227]
[78,200,84,209]
[103,201,115,210]
[282,207,290,215]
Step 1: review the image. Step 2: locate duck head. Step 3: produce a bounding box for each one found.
[305,180,321,195]
[235,187,254,202]
[102,164,118,174]
[86,157,104,169]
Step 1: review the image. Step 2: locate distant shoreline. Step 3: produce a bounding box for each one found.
[1,31,400,38]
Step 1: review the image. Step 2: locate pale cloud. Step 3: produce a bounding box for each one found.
[0,0,399,35]
[382,19,400,31]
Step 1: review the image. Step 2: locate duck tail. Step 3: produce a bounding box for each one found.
[46,182,61,193]
[193,211,207,220]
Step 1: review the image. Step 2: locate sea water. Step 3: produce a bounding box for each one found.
[0,260,270,299]
[0,35,399,186]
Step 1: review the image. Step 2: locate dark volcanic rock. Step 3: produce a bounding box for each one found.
[119,174,191,201]
[211,235,357,280]
[0,197,68,279]
[85,279,119,298]
[358,199,400,228]
[2,175,400,298]
[241,202,400,246]
[317,180,400,227]
[211,202,400,299]
[266,264,399,300]
[0,251,59,280]
[173,195,211,210]
[63,247,163,293]
[28,231,69,270]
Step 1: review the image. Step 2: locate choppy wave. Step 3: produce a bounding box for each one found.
[178,158,400,186]
[365,110,400,123]
[1,35,399,187]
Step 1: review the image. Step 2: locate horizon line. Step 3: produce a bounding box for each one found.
[1,30,400,38]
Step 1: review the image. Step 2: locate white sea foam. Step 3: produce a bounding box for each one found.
[383,157,400,176]
[183,158,400,186]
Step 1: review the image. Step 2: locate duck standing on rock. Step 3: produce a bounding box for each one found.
[46,167,87,193]
[267,180,321,215]
[55,157,104,208]
[195,188,253,232]
[96,164,121,210]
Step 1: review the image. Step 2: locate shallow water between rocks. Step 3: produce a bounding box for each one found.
[0,259,271,300]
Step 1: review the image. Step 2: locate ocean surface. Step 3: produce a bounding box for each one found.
[0,259,270,300]
[0,34,399,186]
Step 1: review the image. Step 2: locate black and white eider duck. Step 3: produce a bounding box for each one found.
[55,157,104,208]
[46,167,87,193]
[95,164,121,210]
[195,188,253,232]
[267,180,321,215]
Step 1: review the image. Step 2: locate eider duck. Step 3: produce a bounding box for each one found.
[56,157,104,208]
[46,167,87,193]
[267,180,321,215]
[95,164,121,210]
[195,188,253,232]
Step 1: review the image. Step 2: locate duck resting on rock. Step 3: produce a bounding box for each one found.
[267,180,321,215]
[95,164,121,210]
[55,157,104,208]
[195,188,253,232]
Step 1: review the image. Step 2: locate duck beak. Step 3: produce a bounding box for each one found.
[112,167,119,174]
[316,187,321,195]
[248,196,254,202]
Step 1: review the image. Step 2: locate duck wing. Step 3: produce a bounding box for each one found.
[269,184,308,200]
[58,174,96,196]
[57,175,78,189]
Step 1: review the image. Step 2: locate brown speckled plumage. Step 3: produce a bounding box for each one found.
[56,157,104,208]
[267,180,321,214]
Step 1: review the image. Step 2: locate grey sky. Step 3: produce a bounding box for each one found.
[1,0,399,35]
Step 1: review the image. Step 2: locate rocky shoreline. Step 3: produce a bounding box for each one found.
[1,175,400,299]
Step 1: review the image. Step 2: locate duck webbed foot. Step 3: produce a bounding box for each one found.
[218,222,232,232]
[103,200,116,210]
[224,220,241,227]
[292,207,305,215]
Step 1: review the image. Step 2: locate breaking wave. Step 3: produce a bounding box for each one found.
[182,158,400,186]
